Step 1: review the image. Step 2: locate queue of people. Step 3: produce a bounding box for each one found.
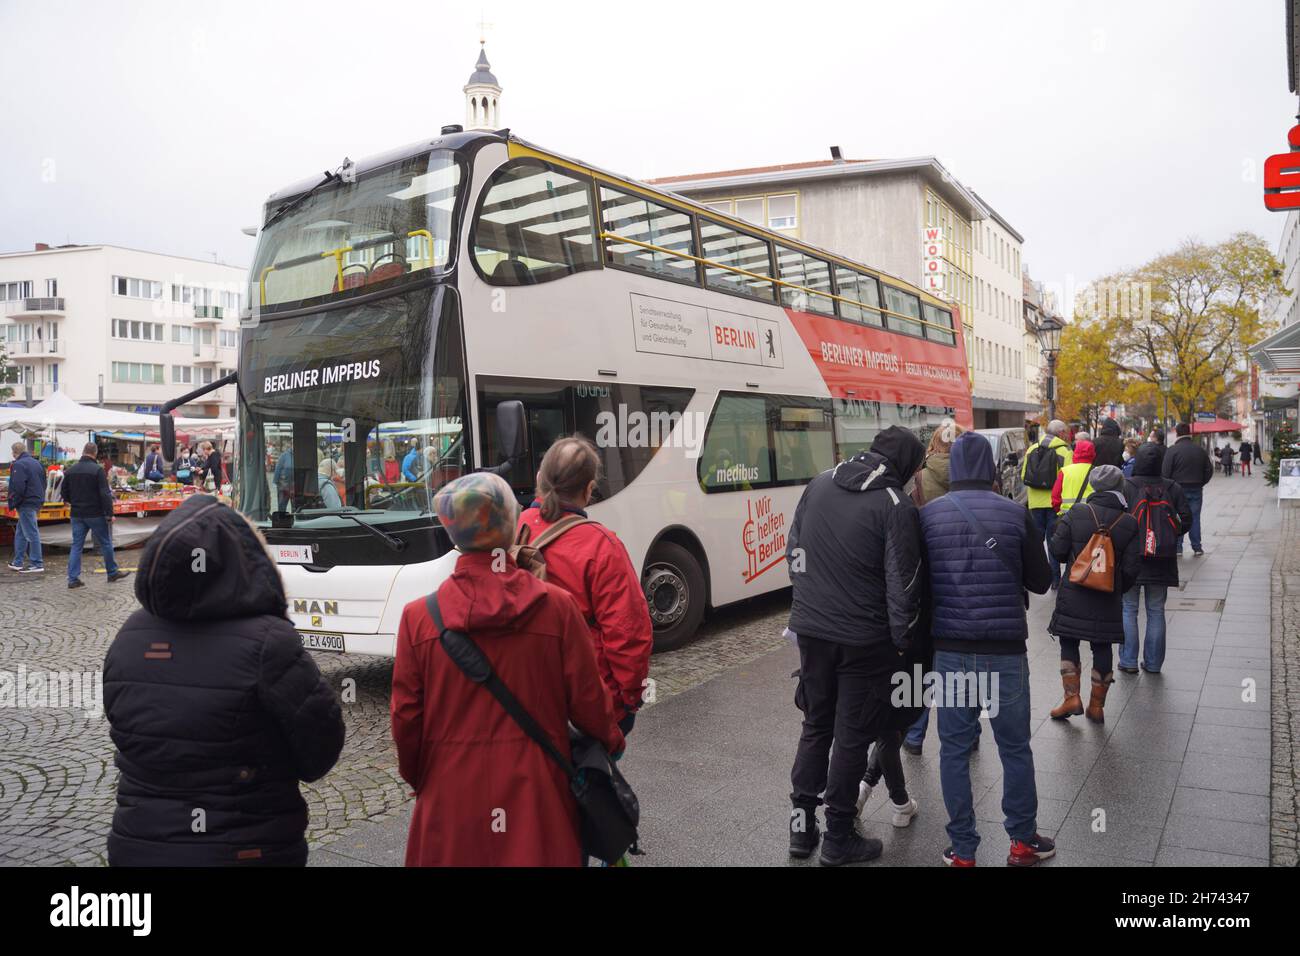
[784,416,1217,867]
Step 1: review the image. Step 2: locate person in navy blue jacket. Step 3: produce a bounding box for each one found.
[919,432,1055,867]
[7,442,47,573]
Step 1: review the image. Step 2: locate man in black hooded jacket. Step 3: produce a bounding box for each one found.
[786,425,926,866]
[1093,417,1125,468]
[103,495,344,866]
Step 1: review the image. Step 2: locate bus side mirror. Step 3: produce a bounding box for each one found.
[159,413,175,465]
[495,400,526,465]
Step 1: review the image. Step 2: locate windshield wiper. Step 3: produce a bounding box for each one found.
[295,508,408,553]
[263,168,341,231]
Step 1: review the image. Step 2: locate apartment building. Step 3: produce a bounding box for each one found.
[0,243,245,417]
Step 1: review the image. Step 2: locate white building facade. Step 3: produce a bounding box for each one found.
[969,197,1029,427]
[0,244,245,417]
[1249,207,1300,449]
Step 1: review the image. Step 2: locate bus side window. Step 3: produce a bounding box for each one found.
[472,160,600,286]
[698,394,772,491]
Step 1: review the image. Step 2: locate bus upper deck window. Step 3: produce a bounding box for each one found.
[473,161,599,285]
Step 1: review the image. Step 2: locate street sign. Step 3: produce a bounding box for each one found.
[1196,411,1216,423]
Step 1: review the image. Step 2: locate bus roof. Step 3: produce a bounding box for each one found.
[262,128,958,315]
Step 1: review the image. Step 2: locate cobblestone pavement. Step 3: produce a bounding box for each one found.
[0,539,790,866]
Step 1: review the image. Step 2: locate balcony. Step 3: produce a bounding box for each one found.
[192,305,223,324]
[191,344,221,365]
[7,338,64,359]
[12,297,65,317]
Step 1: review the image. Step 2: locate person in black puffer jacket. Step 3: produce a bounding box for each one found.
[1120,443,1191,675]
[1092,417,1125,468]
[103,495,345,866]
[786,425,926,867]
[1048,465,1141,724]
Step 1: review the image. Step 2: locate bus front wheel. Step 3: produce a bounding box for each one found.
[642,541,705,653]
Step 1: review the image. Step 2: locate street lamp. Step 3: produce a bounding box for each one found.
[98,373,104,408]
[1035,314,1064,422]
[1158,372,1172,440]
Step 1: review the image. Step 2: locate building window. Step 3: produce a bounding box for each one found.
[112,275,162,299]
[219,329,239,349]
[0,281,33,301]
[112,362,164,384]
[767,194,797,230]
[173,325,194,344]
[173,365,194,385]
[734,197,764,227]
[112,319,164,341]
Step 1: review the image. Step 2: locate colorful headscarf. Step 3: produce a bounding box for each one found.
[432,472,519,552]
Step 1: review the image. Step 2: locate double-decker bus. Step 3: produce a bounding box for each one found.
[162,127,971,655]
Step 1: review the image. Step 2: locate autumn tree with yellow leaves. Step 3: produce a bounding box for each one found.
[1058,233,1285,427]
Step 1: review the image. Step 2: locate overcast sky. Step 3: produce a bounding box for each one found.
[1,0,1294,300]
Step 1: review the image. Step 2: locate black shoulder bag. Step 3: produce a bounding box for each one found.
[426,592,641,865]
[947,492,1029,609]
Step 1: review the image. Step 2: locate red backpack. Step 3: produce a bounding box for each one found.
[1131,482,1179,558]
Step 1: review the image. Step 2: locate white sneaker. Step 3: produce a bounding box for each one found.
[889,797,919,828]
[856,781,873,816]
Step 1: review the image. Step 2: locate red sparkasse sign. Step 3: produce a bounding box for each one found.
[1264,124,1300,210]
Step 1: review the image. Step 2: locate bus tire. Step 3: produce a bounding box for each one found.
[642,541,706,653]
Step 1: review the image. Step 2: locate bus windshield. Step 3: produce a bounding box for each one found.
[251,149,463,311]
[236,286,467,525]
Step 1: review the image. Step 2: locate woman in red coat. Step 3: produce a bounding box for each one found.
[517,436,653,735]
[391,471,624,867]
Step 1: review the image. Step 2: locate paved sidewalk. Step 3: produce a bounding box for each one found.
[620,471,1278,867]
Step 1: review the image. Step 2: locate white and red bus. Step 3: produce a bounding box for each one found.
[163,129,971,655]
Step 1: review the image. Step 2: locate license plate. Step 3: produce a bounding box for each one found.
[299,631,346,653]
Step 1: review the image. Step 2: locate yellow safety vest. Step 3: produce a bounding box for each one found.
[1058,461,1095,510]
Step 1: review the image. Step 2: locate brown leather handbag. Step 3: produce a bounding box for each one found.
[1067,504,1124,592]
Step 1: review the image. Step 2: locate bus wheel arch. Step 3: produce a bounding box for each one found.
[641,528,709,653]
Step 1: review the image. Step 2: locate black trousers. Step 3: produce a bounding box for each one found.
[1060,638,1113,674]
[863,731,909,804]
[790,634,886,835]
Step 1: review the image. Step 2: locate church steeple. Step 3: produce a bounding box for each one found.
[464,41,502,130]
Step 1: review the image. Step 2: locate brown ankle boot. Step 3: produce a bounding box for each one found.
[1050,662,1084,719]
[1086,670,1114,723]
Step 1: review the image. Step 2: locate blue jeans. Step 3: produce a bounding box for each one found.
[935,650,1037,859]
[904,708,929,748]
[1121,584,1168,672]
[1178,486,1203,552]
[1029,507,1060,585]
[12,506,43,568]
[68,516,118,581]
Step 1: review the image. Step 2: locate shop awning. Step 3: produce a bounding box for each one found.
[1192,417,1245,434]
[1249,320,1300,372]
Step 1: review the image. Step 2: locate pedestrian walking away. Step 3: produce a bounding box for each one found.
[1092,417,1125,468]
[60,442,130,588]
[1051,438,1096,513]
[8,442,47,574]
[1161,423,1213,555]
[516,435,653,738]
[785,425,928,867]
[391,472,624,866]
[1021,419,1073,591]
[1048,465,1141,724]
[1238,440,1253,477]
[1120,443,1192,674]
[103,495,345,865]
[1218,443,1236,477]
[918,432,1055,867]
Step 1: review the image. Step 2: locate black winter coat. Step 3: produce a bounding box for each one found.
[1093,419,1125,468]
[1048,489,1141,644]
[1162,437,1214,488]
[786,427,925,653]
[103,495,344,866]
[60,456,114,519]
[1127,444,1192,587]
